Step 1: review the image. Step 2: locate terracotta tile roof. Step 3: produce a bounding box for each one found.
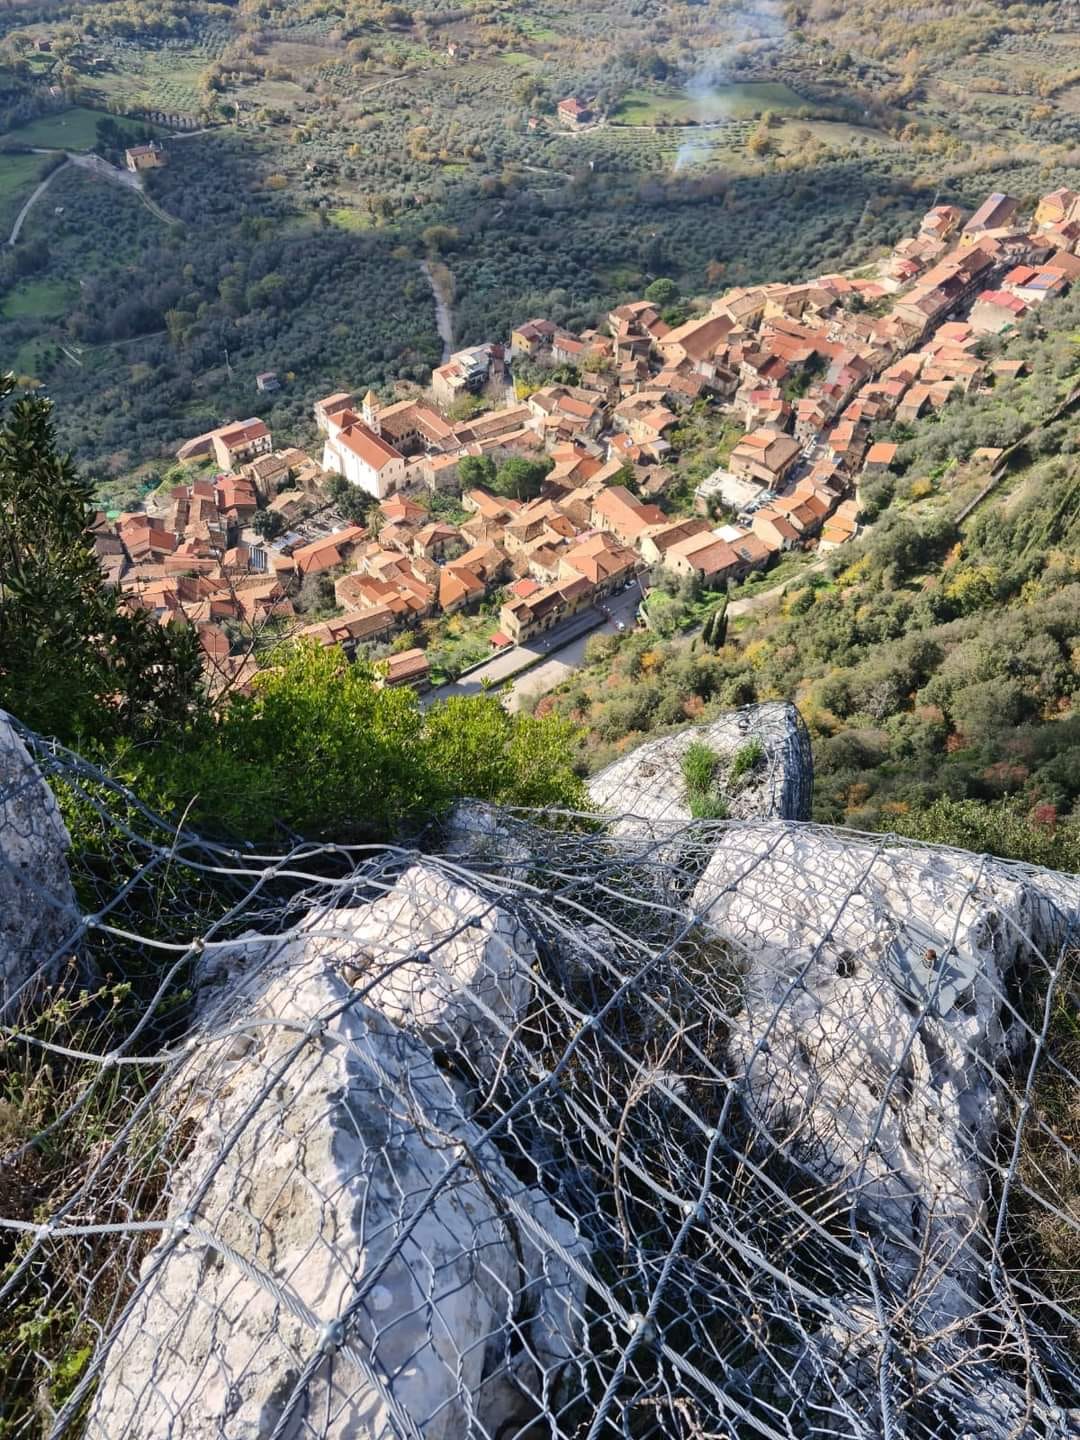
[974,290,1027,316]
[300,607,397,648]
[217,419,269,450]
[382,648,430,684]
[291,525,366,575]
[667,533,738,574]
[963,192,1018,232]
[562,532,636,585]
[439,564,485,609]
[337,419,404,471]
[380,495,426,524]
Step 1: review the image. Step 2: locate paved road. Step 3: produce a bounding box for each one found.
[426,585,642,708]
[507,587,643,711]
[420,259,454,362]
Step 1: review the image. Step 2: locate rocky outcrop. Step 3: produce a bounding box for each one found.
[87,865,586,1440]
[9,711,1074,1439]
[439,800,534,874]
[0,711,80,1015]
[587,701,812,838]
[694,821,1080,1428]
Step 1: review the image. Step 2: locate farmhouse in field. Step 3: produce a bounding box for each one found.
[558,97,593,128]
[125,142,168,172]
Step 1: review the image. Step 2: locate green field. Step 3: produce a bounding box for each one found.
[2,278,78,318]
[0,106,148,151]
[0,151,51,228]
[8,338,55,380]
[613,81,806,125]
[327,207,374,231]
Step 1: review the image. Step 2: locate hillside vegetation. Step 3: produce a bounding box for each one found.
[536,291,1080,865]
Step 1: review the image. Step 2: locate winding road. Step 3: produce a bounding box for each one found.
[8,161,69,245]
[7,149,180,246]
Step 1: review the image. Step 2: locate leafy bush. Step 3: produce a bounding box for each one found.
[0,379,202,745]
[137,642,587,842]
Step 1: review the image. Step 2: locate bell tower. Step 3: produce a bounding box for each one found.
[362,389,380,434]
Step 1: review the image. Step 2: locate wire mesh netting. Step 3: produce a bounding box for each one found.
[1,717,1078,1440]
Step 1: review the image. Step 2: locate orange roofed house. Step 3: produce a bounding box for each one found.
[557,97,593,128]
[590,486,666,545]
[499,574,594,643]
[377,648,431,692]
[212,419,271,472]
[961,192,1019,240]
[290,525,368,577]
[125,142,167,172]
[560,532,638,596]
[729,429,800,488]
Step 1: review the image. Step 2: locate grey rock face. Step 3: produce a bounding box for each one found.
[693,823,1079,1317]
[87,865,585,1440]
[307,863,535,1081]
[587,702,812,838]
[0,711,80,1015]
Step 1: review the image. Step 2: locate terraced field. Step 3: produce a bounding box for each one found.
[80,28,231,123]
[557,121,755,173]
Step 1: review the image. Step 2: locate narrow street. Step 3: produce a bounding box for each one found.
[425,585,642,709]
[420,259,454,363]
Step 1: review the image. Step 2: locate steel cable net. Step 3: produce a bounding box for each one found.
[1,724,1078,1440]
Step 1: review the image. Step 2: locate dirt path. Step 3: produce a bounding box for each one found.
[420,259,454,363]
[9,150,182,237]
[727,559,828,618]
[8,161,69,245]
[68,152,182,226]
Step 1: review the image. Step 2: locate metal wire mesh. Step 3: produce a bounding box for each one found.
[1,720,1078,1440]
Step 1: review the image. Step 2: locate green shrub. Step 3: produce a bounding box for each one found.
[689,790,729,821]
[682,741,728,819]
[136,641,588,842]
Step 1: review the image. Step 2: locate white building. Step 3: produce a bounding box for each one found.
[321,392,407,500]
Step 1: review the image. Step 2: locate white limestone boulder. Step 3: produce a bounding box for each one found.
[0,711,81,1015]
[693,821,1080,1329]
[587,702,812,841]
[299,863,536,1074]
[86,865,586,1440]
[439,800,533,874]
